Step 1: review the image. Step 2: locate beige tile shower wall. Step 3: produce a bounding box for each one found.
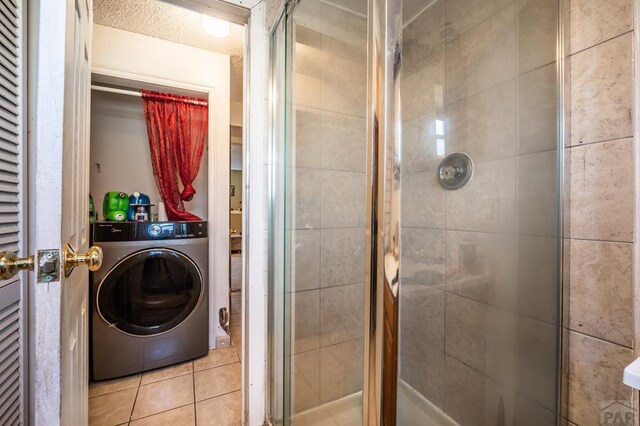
[290,0,367,415]
[564,0,636,425]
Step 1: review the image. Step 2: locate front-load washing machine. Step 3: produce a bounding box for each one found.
[91,221,208,380]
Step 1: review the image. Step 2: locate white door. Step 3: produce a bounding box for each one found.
[29,0,95,424]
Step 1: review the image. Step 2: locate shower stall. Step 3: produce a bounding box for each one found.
[269,0,562,424]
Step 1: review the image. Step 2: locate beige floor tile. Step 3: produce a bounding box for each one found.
[91,292,244,424]
[196,391,242,426]
[195,362,242,401]
[131,374,194,420]
[140,361,193,385]
[129,405,195,426]
[193,347,239,372]
[89,374,141,398]
[89,387,137,426]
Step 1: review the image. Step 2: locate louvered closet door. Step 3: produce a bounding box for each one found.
[0,0,26,424]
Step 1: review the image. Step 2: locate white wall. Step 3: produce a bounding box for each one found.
[93,25,231,94]
[91,25,231,348]
[231,100,244,126]
[90,91,209,219]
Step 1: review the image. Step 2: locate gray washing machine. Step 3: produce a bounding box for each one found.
[91,221,209,380]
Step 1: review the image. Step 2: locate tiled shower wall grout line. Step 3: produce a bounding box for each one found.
[566,328,634,351]
[401,225,563,241]
[292,103,365,120]
[565,135,635,150]
[400,278,561,328]
[567,29,634,57]
[402,0,440,29]
[441,0,514,45]
[404,59,559,116]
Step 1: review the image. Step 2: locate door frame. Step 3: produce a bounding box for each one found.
[244,2,272,424]
[27,0,71,423]
[26,0,273,424]
[90,65,226,351]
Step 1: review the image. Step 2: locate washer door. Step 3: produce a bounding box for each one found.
[97,248,203,336]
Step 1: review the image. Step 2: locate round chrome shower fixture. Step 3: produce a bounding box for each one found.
[437,153,474,190]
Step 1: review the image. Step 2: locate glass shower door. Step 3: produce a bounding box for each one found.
[396,0,561,425]
[269,0,369,424]
[269,0,562,424]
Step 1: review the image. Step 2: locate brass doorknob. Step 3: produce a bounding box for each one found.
[64,244,103,277]
[0,251,34,279]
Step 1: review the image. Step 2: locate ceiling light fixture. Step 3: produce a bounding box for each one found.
[201,15,230,38]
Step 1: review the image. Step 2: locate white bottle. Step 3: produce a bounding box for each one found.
[157,201,168,222]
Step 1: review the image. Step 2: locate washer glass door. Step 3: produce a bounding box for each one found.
[97,248,203,336]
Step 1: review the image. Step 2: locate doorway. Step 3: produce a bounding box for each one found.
[229,124,243,349]
[85,0,247,424]
[8,0,265,424]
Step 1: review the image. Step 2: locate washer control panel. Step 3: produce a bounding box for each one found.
[148,224,162,237]
[92,221,208,242]
[142,223,175,239]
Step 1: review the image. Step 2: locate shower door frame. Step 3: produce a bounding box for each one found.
[267,2,295,423]
[364,0,567,424]
[267,0,567,423]
[362,0,402,422]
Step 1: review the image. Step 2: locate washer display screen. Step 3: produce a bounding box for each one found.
[97,248,202,336]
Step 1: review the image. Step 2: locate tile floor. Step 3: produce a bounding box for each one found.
[89,291,243,426]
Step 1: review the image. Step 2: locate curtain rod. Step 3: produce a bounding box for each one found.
[91,85,208,107]
[91,84,141,97]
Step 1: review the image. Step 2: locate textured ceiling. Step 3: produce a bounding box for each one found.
[94,0,244,102]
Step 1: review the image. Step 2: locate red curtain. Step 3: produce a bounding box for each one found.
[141,90,208,221]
